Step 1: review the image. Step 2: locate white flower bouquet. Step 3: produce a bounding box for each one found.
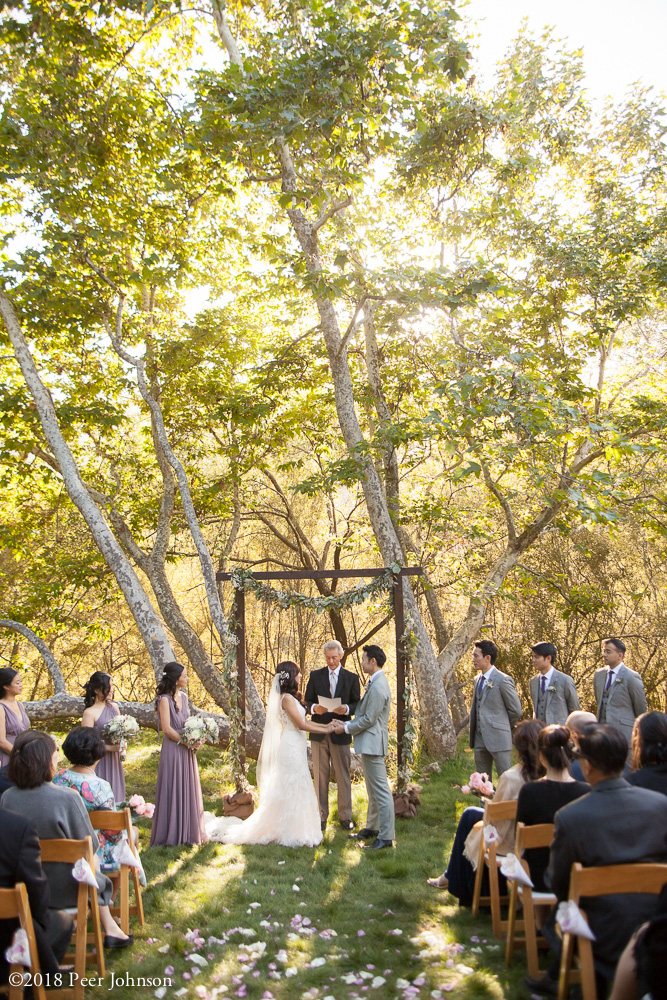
[179,716,219,749]
[102,714,140,760]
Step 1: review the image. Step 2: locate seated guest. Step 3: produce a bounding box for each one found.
[0,763,13,796]
[427,719,545,903]
[609,884,667,1000]
[627,711,667,795]
[0,806,73,987]
[564,710,598,781]
[516,725,589,892]
[1,731,132,949]
[53,727,143,883]
[524,723,667,998]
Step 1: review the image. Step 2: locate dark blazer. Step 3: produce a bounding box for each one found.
[304,666,360,745]
[546,778,667,969]
[0,807,61,978]
[628,764,667,796]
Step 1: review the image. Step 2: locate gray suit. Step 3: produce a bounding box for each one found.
[594,663,647,745]
[530,669,580,725]
[469,667,522,778]
[347,671,395,841]
[546,778,667,971]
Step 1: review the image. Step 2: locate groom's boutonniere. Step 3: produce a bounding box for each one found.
[614,676,624,685]
[547,683,557,693]
[485,680,494,690]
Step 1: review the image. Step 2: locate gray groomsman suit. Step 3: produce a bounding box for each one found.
[594,662,647,745]
[346,670,395,842]
[469,666,522,778]
[529,667,580,725]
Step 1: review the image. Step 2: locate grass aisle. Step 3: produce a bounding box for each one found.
[89,737,527,1000]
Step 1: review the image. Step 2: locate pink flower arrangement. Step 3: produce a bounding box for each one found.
[461,772,494,798]
[127,793,155,818]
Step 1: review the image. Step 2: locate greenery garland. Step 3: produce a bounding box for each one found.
[394,614,418,795]
[229,566,398,612]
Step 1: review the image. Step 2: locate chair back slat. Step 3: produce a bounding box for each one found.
[0,887,20,919]
[39,837,91,864]
[484,798,518,822]
[570,861,667,901]
[515,822,554,852]
[88,808,129,833]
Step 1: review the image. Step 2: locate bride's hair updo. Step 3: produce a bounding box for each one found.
[277,661,302,704]
[155,661,184,711]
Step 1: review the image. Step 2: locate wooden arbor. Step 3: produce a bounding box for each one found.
[216,567,423,768]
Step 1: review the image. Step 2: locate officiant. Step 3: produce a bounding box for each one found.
[304,640,361,831]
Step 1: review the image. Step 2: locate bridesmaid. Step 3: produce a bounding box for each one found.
[149,661,207,847]
[81,671,126,803]
[0,667,31,767]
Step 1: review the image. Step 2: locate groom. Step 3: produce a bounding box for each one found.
[332,644,395,851]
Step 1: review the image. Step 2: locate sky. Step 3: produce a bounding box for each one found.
[460,0,667,101]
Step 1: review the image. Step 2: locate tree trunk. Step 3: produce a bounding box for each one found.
[0,293,175,677]
[275,143,456,756]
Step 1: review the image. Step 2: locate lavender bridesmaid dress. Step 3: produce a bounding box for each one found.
[149,693,207,847]
[0,701,30,766]
[93,701,126,803]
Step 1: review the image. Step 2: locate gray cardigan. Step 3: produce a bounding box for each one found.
[1,782,112,907]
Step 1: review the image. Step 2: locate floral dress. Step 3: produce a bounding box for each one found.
[53,768,145,884]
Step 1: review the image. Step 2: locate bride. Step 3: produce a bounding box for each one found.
[205,661,336,847]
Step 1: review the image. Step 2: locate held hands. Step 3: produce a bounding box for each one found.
[330,719,346,733]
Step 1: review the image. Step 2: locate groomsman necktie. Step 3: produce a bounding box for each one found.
[605,669,614,692]
[540,676,546,697]
[478,675,486,697]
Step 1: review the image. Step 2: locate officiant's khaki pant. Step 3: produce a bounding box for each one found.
[311,737,352,824]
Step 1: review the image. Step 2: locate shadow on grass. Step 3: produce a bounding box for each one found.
[91,737,531,1000]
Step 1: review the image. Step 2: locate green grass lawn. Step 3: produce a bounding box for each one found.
[83,735,529,1000]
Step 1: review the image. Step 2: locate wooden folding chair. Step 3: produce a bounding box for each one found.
[558,862,667,1000]
[504,822,557,975]
[39,836,105,986]
[88,809,145,934]
[471,798,518,938]
[0,883,46,1000]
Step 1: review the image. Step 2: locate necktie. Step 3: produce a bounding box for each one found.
[540,676,546,696]
[605,669,614,692]
[330,671,337,698]
[478,675,486,697]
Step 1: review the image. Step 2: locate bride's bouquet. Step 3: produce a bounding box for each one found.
[102,714,141,761]
[461,771,495,798]
[179,716,219,749]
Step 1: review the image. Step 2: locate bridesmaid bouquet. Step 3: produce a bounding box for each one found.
[179,716,220,749]
[102,714,141,760]
[127,793,155,819]
[461,771,495,798]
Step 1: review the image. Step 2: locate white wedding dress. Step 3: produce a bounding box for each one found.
[204,682,322,848]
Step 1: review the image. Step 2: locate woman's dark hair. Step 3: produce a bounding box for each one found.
[538,724,573,771]
[0,667,18,700]
[62,726,106,767]
[276,661,302,703]
[632,711,667,770]
[155,661,184,711]
[83,671,111,709]
[513,719,546,781]
[8,730,57,789]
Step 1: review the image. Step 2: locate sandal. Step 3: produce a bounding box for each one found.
[426,874,449,889]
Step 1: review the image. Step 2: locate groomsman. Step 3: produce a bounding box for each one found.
[529,642,580,725]
[304,640,361,831]
[594,638,647,746]
[469,639,522,779]
[332,644,395,850]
